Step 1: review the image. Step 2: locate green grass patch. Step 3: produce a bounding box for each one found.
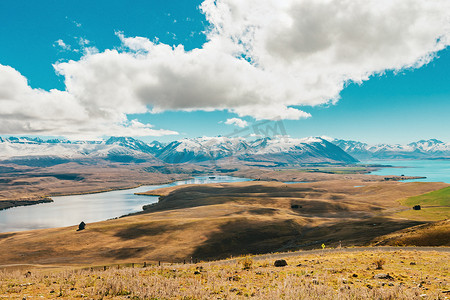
[403,186,450,207]
[396,207,450,222]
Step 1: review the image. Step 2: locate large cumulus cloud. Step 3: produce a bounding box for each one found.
[1,0,450,137]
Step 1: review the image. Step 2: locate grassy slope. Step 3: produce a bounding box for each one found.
[372,220,450,246]
[0,180,447,266]
[395,186,450,221]
[404,186,450,207]
[1,249,448,299]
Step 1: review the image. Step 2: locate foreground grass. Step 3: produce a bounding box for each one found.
[1,249,448,299]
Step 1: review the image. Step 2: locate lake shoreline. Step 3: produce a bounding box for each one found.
[0,175,196,211]
[0,197,53,211]
[0,175,252,233]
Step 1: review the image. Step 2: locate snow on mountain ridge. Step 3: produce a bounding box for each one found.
[332,138,450,160]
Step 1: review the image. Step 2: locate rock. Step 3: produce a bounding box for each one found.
[410,262,416,265]
[194,270,201,275]
[352,273,358,278]
[274,259,288,267]
[413,205,421,210]
[374,273,394,280]
[77,221,86,231]
[228,275,241,281]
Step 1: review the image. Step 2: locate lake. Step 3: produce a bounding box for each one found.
[365,160,450,183]
[0,175,251,233]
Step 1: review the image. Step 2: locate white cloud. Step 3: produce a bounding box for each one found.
[1,0,450,138]
[224,117,248,128]
[0,64,177,138]
[54,39,71,51]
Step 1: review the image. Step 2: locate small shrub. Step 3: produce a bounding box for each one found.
[240,256,254,270]
[374,259,385,270]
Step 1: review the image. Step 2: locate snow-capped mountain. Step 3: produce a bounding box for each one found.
[332,139,450,160]
[157,136,357,164]
[0,136,158,166]
[157,137,251,163]
[104,137,156,154]
[0,135,358,165]
[242,137,357,165]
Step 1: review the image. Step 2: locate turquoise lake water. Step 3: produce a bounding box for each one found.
[365,160,450,183]
[0,176,250,233]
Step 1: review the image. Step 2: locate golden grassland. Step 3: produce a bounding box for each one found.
[0,180,448,266]
[372,220,450,247]
[1,249,448,299]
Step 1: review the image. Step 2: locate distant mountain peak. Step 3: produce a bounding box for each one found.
[333,138,450,160]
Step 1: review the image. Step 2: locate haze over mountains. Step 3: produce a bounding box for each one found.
[0,136,448,166]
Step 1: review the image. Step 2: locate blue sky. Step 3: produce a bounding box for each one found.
[0,0,449,144]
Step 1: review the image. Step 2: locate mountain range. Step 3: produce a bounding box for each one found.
[332,138,450,160]
[0,136,355,166]
[0,136,448,167]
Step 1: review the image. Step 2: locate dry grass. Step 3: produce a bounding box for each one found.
[0,180,447,266]
[372,220,450,247]
[1,249,448,299]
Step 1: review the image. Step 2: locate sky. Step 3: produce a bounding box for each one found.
[0,0,449,144]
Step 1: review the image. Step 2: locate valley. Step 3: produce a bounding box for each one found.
[0,178,447,266]
[0,135,448,289]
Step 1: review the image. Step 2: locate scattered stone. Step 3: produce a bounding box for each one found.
[194,271,201,275]
[442,290,450,293]
[19,283,34,287]
[410,262,416,265]
[374,273,394,280]
[77,221,86,231]
[50,290,55,294]
[413,205,421,210]
[352,273,358,278]
[24,271,31,278]
[274,259,288,267]
[366,284,373,289]
[388,283,394,286]
[419,294,427,298]
[312,279,319,285]
[228,275,241,281]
